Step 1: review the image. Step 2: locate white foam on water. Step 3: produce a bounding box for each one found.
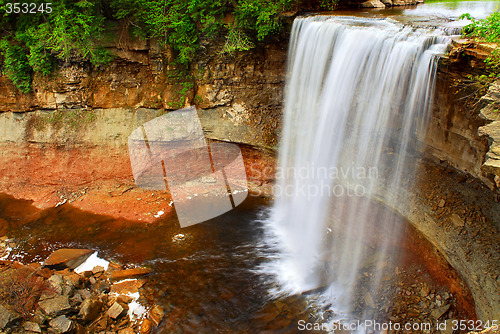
[128,300,148,321]
[74,252,109,273]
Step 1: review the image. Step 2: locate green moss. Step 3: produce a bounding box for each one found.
[1,0,297,90]
[33,109,98,131]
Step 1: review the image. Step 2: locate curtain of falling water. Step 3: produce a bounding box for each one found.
[265,16,450,320]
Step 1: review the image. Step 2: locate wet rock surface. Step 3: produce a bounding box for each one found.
[43,249,93,270]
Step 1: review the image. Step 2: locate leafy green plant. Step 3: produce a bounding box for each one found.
[33,109,97,131]
[320,0,340,11]
[111,0,294,64]
[0,39,32,93]
[111,0,228,65]
[0,0,298,90]
[461,11,500,43]
[167,81,195,109]
[234,0,293,41]
[0,0,112,91]
[460,11,500,72]
[25,0,112,65]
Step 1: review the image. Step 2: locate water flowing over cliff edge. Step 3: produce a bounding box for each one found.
[262,15,452,323]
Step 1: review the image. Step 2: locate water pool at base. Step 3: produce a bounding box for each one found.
[0,193,475,333]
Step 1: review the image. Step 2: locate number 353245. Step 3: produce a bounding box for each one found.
[4,3,52,14]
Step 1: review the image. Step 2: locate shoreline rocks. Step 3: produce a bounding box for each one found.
[0,247,164,334]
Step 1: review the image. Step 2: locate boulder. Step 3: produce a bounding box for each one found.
[24,321,42,333]
[32,310,47,325]
[106,302,128,319]
[92,266,105,275]
[360,0,386,7]
[49,315,75,333]
[63,272,83,287]
[0,304,20,330]
[148,305,164,326]
[70,292,83,306]
[79,298,103,323]
[43,249,93,269]
[77,289,92,300]
[38,295,72,316]
[92,281,111,294]
[47,274,64,294]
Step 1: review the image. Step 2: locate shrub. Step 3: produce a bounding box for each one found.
[0,0,297,90]
[0,0,111,92]
[0,267,54,319]
[0,40,32,93]
[461,11,500,72]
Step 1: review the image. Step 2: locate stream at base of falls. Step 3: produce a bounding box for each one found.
[0,192,474,333]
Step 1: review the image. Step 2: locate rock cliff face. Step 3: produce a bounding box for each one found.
[0,36,285,149]
[2,37,500,190]
[422,46,500,191]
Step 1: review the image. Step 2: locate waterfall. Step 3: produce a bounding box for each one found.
[264,16,451,323]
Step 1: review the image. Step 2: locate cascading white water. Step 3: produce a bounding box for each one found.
[264,16,451,322]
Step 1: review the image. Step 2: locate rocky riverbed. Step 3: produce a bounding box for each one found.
[0,241,163,334]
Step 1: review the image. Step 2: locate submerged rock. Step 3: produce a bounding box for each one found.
[431,303,451,319]
[110,267,152,281]
[148,305,164,326]
[140,318,153,334]
[450,214,465,228]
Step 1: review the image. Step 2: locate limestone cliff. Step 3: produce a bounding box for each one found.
[0,35,286,149]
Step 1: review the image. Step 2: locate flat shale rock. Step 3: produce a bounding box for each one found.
[0,304,20,330]
[39,295,72,316]
[49,315,75,333]
[44,249,93,270]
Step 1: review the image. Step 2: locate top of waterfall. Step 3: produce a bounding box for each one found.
[304,0,500,35]
[293,15,452,39]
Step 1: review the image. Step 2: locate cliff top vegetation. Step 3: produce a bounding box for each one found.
[0,0,338,93]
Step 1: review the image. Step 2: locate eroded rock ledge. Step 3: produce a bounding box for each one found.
[477,81,500,187]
